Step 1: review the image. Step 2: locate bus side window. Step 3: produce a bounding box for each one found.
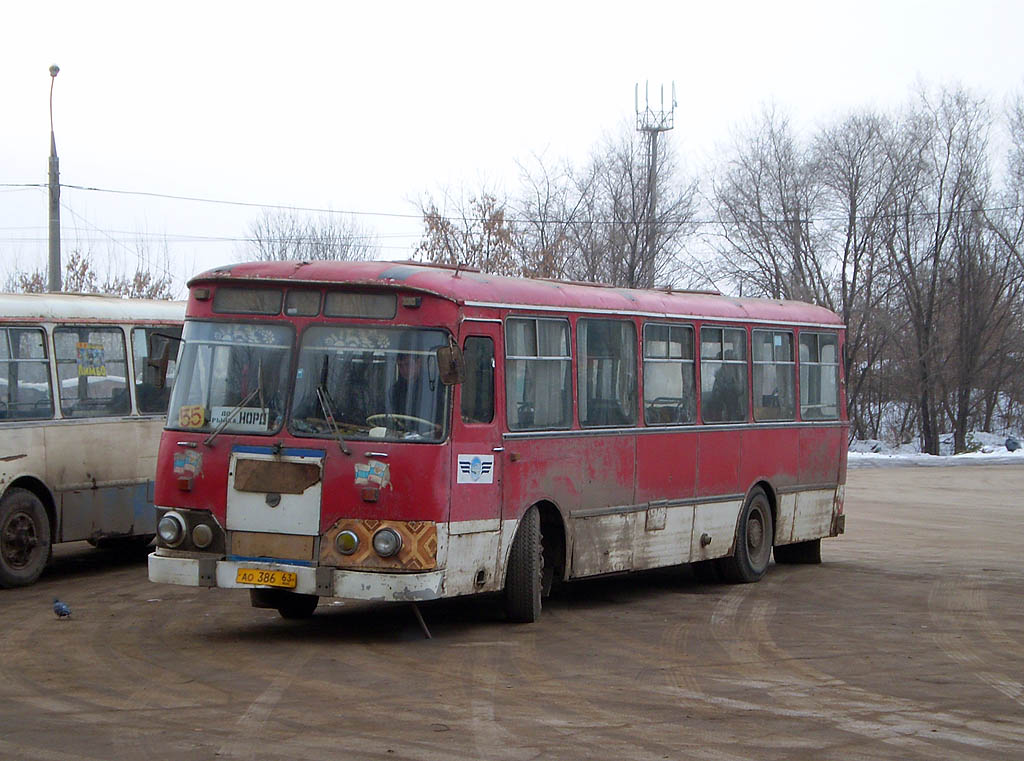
[0,327,54,420]
[54,326,130,418]
[700,326,748,423]
[461,336,494,424]
[577,318,637,427]
[505,318,572,430]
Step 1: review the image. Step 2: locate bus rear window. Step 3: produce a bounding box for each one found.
[212,287,283,315]
[323,292,396,319]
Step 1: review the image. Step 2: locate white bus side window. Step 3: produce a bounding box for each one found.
[54,326,130,418]
[0,327,54,420]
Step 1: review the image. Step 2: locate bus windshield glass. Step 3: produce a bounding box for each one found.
[168,321,292,434]
[289,326,448,443]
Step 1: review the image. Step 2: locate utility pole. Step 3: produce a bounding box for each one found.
[48,64,61,292]
[635,81,676,288]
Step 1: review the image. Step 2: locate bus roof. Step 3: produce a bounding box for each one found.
[190,261,843,327]
[0,292,185,323]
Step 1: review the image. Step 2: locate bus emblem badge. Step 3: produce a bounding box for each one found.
[457,454,494,484]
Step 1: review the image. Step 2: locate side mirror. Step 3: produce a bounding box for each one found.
[145,331,180,390]
[436,339,465,385]
[145,347,170,390]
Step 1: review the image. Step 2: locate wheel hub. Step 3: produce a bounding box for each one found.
[747,513,764,552]
[2,512,39,569]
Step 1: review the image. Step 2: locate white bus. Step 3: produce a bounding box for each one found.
[0,293,184,587]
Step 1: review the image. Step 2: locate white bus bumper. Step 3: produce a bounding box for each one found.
[148,552,445,602]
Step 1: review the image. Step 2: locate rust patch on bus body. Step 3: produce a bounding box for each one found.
[233,459,320,494]
[231,531,315,561]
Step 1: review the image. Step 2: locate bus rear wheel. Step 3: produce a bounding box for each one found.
[0,488,51,588]
[774,538,821,564]
[504,506,542,623]
[719,487,773,583]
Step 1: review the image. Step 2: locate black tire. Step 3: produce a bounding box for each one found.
[0,488,51,588]
[718,487,774,583]
[774,538,821,564]
[276,592,319,620]
[504,506,542,623]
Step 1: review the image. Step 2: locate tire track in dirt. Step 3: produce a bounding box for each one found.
[928,578,1024,709]
[704,581,1024,758]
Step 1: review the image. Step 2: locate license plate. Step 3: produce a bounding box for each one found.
[235,568,298,589]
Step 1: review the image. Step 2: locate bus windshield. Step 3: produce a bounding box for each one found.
[289,325,448,443]
[168,321,292,434]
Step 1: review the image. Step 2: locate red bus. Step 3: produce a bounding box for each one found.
[148,261,847,621]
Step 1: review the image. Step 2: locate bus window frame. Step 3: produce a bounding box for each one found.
[751,328,796,422]
[699,324,750,424]
[53,324,132,419]
[504,315,573,432]
[577,317,638,428]
[642,321,696,426]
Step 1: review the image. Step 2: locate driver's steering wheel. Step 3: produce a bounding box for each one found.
[366,413,439,434]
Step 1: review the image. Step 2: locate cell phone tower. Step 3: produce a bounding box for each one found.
[635,82,676,286]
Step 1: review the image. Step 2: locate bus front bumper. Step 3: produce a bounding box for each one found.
[148,551,445,602]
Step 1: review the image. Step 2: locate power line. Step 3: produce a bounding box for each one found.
[0,182,426,220]
[2,180,1023,230]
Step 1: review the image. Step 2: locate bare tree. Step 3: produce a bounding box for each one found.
[578,126,697,288]
[513,153,594,280]
[710,107,832,305]
[415,190,521,276]
[6,247,175,300]
[814,111,904,438]
[883,87,993,453]
[244,209,379,262]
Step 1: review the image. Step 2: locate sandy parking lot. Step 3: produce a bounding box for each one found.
[1,465,1022,760]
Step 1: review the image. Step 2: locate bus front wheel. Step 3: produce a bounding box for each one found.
[719,487,773,583]
[276,592,319,620]
[504,506,542,623]
[249,588,319,619]
[0,488,51,588]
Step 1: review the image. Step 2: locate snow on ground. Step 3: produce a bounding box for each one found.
[848,431,1024,468]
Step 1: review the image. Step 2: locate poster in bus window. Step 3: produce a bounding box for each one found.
[76,342,107,377]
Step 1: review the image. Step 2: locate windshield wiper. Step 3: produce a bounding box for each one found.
[204,359,264,447]
[316,356,351,456]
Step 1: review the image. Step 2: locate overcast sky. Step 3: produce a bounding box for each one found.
[2,0,1022,296]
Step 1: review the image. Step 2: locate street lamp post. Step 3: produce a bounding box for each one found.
[47,64,61,292]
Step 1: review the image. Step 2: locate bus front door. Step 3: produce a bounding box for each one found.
[447,325,504,594]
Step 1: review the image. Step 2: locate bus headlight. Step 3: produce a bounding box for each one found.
[157,511,187,547]
[335,530,359,555]
[191,523,214,549]
[372,528,402,558]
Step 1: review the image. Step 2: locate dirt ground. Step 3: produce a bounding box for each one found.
[2,465,1023,760]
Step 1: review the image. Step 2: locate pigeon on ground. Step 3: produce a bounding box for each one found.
[53,599,71,619]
